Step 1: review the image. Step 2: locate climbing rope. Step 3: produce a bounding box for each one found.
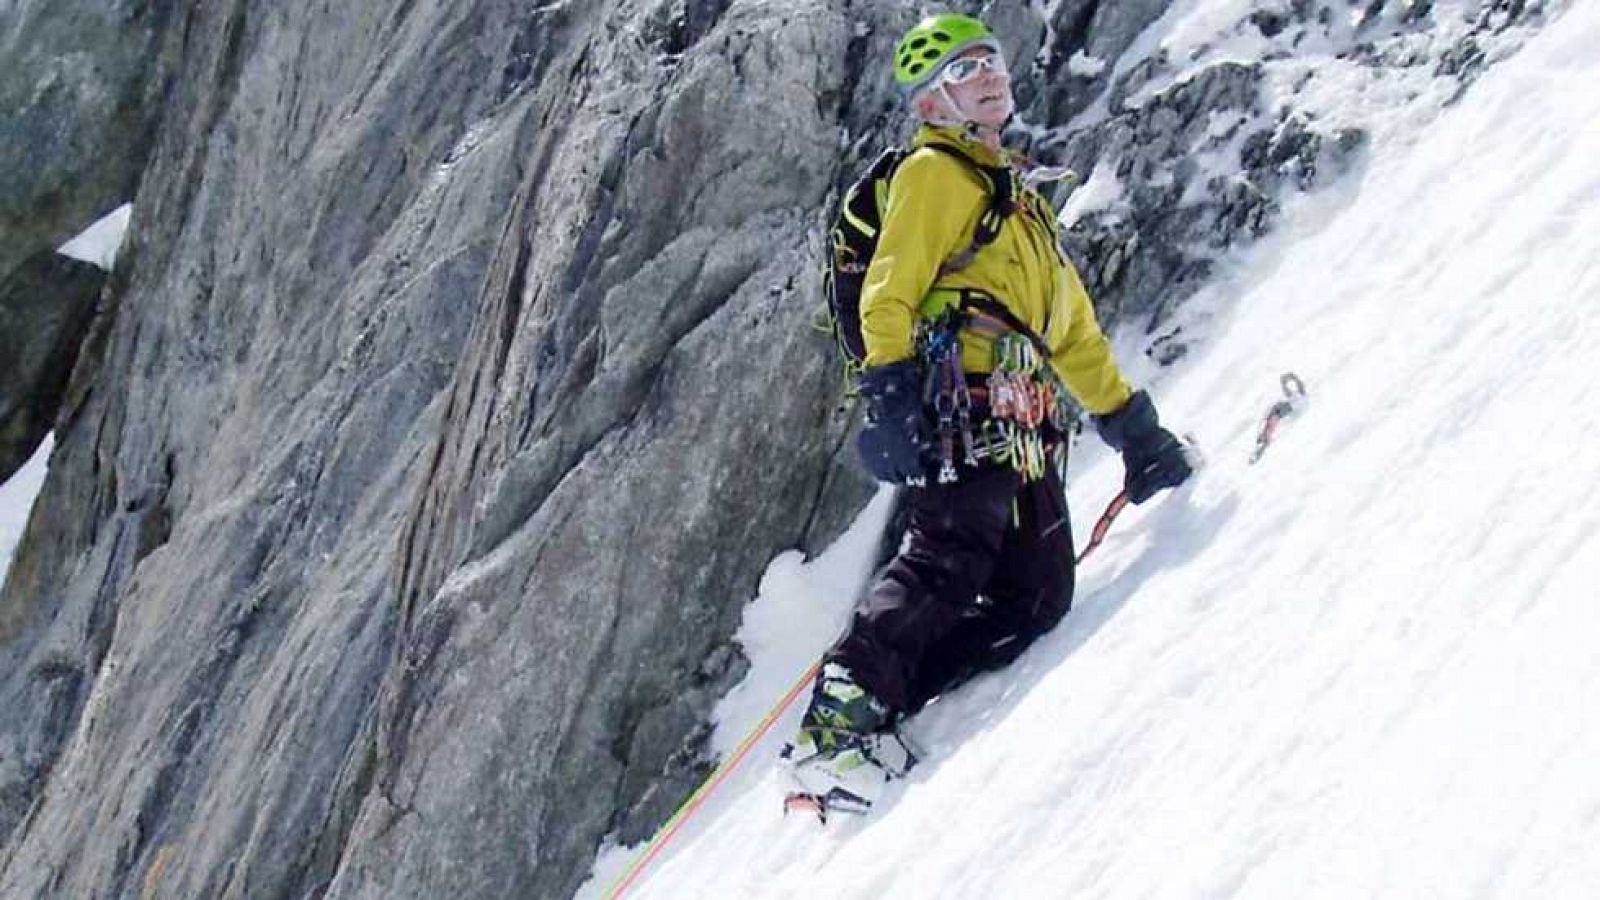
[604,660,822,899]
[611,371,1302,893]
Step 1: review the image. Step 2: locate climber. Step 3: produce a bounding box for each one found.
[790,12,1193,784]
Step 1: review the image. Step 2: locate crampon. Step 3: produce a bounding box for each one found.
[779,729,920,823]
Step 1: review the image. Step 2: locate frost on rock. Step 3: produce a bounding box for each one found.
[1006,0,1554,363]
[1067,49,1108,77]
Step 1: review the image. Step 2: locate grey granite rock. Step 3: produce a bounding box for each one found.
[0,252,105,483]
[1,2,867,898]
[0,0,178,286]
[994,0,1549,366]
[1012,0,1175,122]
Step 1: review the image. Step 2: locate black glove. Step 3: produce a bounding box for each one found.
[856,360,931,484]
[1095,390,1192,504]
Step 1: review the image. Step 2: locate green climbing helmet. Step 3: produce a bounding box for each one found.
[893,13,1003,94]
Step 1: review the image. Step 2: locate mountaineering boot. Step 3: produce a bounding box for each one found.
[781,663,915,820]
[795,662,890,755]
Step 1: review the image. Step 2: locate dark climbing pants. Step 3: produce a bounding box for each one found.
[831,463,1076,715]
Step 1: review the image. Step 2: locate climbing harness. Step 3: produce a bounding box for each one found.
[913,292,1076,484]
[1250,373,1309,463]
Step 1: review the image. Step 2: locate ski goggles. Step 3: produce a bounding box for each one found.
[938,51,1008,87]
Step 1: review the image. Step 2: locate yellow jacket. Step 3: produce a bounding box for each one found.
[858,125,1133,415]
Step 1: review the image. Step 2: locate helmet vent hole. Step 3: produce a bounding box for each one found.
[922,49,940,60]
[933,31,951,42]
[909,37,928,50]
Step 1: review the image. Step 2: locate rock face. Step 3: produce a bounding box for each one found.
[1014,0,1176,123]
[0,1,1554,898]
[0,252,105,482]
[0,0,177,284]
[1001,0,1548,361]
[0,0,174,495]
[0,2,876,898]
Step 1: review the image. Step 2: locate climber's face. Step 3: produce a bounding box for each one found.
[938,47,1014,127]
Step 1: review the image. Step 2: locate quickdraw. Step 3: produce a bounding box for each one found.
[1250,373,1309,464]
[915,306,1075,484]
[981,332,1069,481]
[916,315,974,483]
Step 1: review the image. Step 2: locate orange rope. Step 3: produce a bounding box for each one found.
[604,659,823,899]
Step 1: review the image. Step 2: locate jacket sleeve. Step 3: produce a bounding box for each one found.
[1050,261,1134,416]
[859,150,984,367]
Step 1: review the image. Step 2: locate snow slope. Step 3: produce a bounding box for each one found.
[613,4,1600,896]
[0,435,52,586]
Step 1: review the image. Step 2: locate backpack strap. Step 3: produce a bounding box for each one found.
[906,146,1054,362]
[916,142,1017,276]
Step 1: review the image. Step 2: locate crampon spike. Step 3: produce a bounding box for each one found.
[783,792,830,824]
[783,787,873,824]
